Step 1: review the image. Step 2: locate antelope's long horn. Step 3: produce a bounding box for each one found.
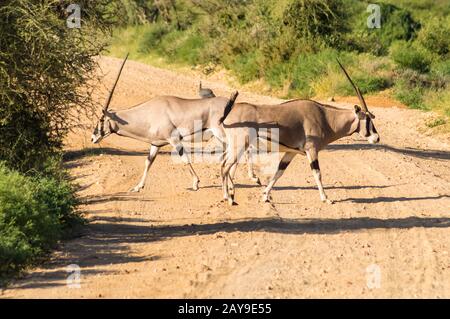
[336,59,369,113]
[103,53,129,111]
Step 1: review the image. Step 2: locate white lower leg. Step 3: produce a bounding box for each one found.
[262,153,295,202]
[312,169,329,202]
[130,145,159,192]
[246,150,260,184]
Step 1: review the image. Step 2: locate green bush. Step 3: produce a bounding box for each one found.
[0,0,112,173]
[139,24,172,53]
[394,79,427,110]
[282,0,349,50]
[161,30,203,64]
[417,17,450,58]
[431,60,450,78]
[349,3,421,56]
[288,49,347,97]
[0,163,79,280]
[390,41,432,73]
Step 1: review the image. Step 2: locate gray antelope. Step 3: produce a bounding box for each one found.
[220,60,380,205]
[91,55,239,193]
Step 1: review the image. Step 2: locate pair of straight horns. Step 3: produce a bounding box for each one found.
[103,54,371,117]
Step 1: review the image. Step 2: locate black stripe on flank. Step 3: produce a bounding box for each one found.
[310,160,320,170]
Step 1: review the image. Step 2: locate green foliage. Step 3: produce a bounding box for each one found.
[349,2,421,56]
[138,24,203,64]
[109,0,200,29]
[426,117,446,128]
[394,79,427,110]
[431,59,450,76]
[289,49,344,97]
[0,0,112,173]
[0,0,110,282]
[0,163,79,280]
[417,16,450,58]
[139,23,172,52]
[282,0,349,50]
[390,41,433,73]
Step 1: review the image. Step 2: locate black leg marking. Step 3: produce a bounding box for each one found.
[278,160,290,170]
[310,159,320,170]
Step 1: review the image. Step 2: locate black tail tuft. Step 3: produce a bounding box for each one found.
[219,91,239,124]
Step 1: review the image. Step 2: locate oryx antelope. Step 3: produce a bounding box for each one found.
[91,55,239,193]
[220,60,380,205]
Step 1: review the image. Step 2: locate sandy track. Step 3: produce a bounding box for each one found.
[2,57,450,298]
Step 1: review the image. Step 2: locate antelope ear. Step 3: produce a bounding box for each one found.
[368,112,375,119]
[354,105,361,113]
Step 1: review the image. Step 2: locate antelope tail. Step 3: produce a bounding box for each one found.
[219,91,239,125]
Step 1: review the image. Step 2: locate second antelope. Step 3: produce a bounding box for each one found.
[220,60,380,205]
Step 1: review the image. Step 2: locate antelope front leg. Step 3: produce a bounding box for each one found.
[262,152,296,202]
[129,145,160,192]
[169,138,200,191]
[306,150,333,204]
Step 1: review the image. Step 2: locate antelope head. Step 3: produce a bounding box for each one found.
[92,54,129,144]
[337,59,380,144]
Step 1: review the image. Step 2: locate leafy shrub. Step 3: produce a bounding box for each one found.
[390,41,432,73]
[288,49,349,97]
[350,3,421,56]
[139,24,172,53]
[0,0,112,173]
[0,163,79,280]
[431,60,450,78]
[426,117,446,128]
[282,0,349,50]
[425,89,450,118]
[417,17,450,58]
[394,79,427,110]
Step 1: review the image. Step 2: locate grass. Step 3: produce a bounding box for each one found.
[0,162,81,284]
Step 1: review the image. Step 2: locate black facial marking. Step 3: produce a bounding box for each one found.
[99,116,105,136]
[365,118,371,137]
[177,145,184,157]
[310,160,320,170]
[278,160,290,170]
[371,121,378,134]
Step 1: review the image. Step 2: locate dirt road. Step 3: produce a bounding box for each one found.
[2,57,450,298]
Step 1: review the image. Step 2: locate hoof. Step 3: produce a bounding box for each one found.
[262,193,272,203]
[192,181,200,191]
[251,177,261,185]
[129,186,142,193]
[322,199,334,204]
